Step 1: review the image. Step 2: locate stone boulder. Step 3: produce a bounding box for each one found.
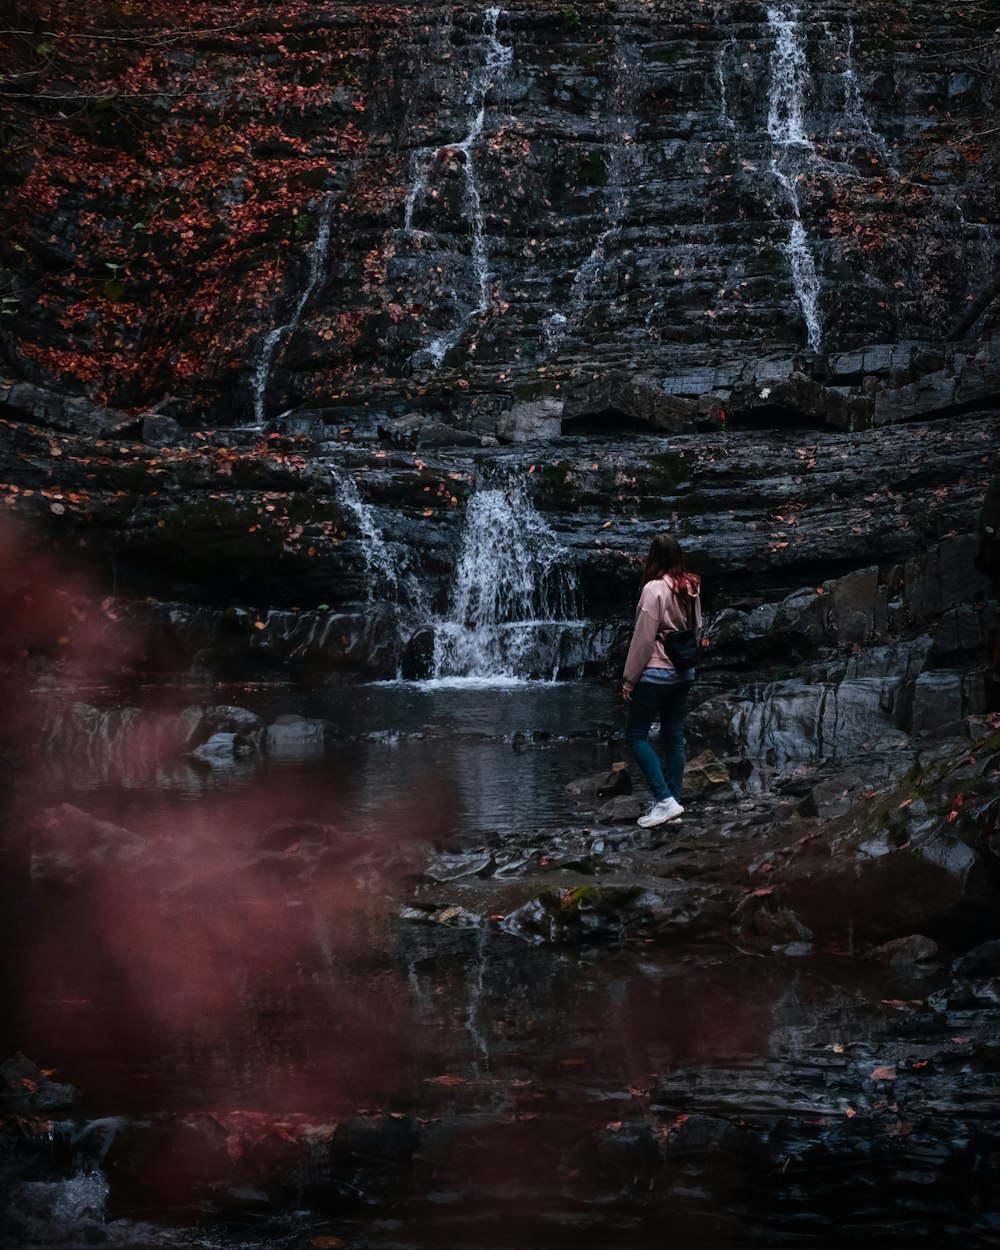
[0,378,138,438]
[500,881,716,945]
[201,706,264,745]
[140,413,183,447]
[265,715,329,757]
[190,731,257,764]
[682,751,731,798]
[565,764,632,799]
[724,370,867,431]
[0,1052,79,1111]
[24,804,154,885]
[415,421,481,449]
[497,399,564,443]
[561,372,696,434]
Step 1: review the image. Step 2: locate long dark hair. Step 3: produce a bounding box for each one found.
[641,532,700,596]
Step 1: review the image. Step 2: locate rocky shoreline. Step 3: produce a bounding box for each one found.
[2,703,1000,1246]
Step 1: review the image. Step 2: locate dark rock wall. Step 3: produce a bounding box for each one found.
[0,1,996,753]
[0,2,998,413]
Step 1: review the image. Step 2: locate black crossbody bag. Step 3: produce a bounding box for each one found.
[656,594,698,671]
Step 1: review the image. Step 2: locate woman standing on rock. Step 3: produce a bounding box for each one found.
[621,533,702,828]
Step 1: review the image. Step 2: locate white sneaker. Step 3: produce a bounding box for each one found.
[637,797,684,828]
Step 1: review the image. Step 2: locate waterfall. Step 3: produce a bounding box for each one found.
[251,202,333,426]
[766,6,812,149]
[544,41,641,354]
[430,487,582,682]
[329,468,430,623]
[766,4,823,353]
[403,150,436,234]
[332,470,402,600]
[840,20,894,171]
[715,34,737,132]
[403,7,513,369]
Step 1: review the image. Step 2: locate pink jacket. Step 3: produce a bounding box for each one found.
[622,575,703,692]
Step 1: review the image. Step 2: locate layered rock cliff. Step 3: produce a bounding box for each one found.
[0,1,997,761]
[1,1,998,410]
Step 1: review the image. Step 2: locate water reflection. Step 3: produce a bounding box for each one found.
[6,684,996,1248]
[35,683,621,837]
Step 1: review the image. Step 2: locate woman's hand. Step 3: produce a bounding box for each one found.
[620,685,632,702]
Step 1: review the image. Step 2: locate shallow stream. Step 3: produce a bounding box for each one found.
[3,683,997,1248]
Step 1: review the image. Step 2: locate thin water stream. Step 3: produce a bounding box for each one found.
[403,8,513,368]
[766,4,823,353]
[545,40,642,355]
[251,201,334,426]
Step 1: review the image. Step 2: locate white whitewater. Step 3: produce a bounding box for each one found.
[251,201,333,426]
[766,4,823,353]
[404,7,513,368]
[430,487,582,680]
[329,468,433,627]
[545,41,641,354]
[331,470,403,601]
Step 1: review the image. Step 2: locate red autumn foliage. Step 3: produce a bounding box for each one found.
[0,1,412,407]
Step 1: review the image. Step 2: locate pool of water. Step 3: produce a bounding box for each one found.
[33,681,624,839]
[3,681,995,1249]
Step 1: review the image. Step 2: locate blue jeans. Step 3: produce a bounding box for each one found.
[625,678,693,803]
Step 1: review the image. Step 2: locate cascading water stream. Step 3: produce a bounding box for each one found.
[544,41,641,354]
[766,4,823,353]
[430,486,582,682]
[251,202,333,427]
[715,34,737,132]
[327,467,434,667]
[403,8,513,369]
[331,469,404,601]
[840,20,895,173]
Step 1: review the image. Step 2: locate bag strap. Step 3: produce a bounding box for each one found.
[658,584,695,639]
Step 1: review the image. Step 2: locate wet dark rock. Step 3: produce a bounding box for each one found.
[864,935,939,967]
[2,1172,109,1246]
[330,1113,419,1178]
[565,766,631,799]
[497,399,563,443]
[596,794,644,825]
[202,705,264,739]
[415,421,481,450]
[953,940,1000,977]
[400,627,435,681]
[251,819,342,854]
[190,731,256,763]
[500,881,715,945]
[976,475,1000,589]
[561,372,696,435]
[0,1054,78,1113]
[725,369,865,431]
[104,1112,327,1209]
[682,751,731,798]
[0,380,137,439]
[140,413,183,447]
[23,805,153,886]
[379,413,430,448]
[265,715,329,756]
[799,771,866,820]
